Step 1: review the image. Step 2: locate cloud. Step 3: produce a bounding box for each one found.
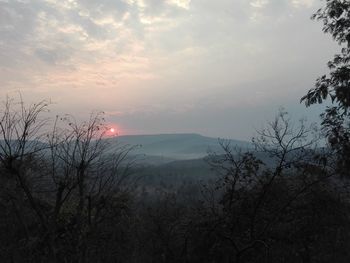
[167,0,191,10]
[250,0,269,9]
[291,0,316,8]
[0,0,337,138]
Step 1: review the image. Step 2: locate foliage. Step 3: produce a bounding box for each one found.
[1,97,350,262]
[301,0,350,112]
[301,0,350,177]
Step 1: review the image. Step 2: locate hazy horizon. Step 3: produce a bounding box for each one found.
[114,132,251,141]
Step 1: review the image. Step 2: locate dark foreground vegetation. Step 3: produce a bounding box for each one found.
[2,0,350,262]
[2,102,350,263]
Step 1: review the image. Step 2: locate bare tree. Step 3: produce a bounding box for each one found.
[0,96,136,262]
[47,112,140,262]
[203,110,332,262]
[0,96,54,258]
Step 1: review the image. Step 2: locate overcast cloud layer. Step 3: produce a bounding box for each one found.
[0,0,338,139]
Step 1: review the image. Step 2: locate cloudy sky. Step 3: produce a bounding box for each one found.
[0,0,338,139]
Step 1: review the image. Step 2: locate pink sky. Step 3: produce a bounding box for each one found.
[0,0,337,139]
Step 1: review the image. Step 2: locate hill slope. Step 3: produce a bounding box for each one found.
[109,133,252,162]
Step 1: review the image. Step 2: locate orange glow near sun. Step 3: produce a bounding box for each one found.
[106,126,119,137]
[105,124,123,137]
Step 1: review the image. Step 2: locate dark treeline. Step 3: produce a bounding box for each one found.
[2,0,350,262]
[1,100,350,263]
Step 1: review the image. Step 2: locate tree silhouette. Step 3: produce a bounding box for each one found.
[301,0,350,112]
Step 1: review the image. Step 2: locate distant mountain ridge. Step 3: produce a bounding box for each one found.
[0,133,252,165]
[109,133,252,162]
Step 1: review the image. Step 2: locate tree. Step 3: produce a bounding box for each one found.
[202,110,334,262]
[301,0,350,177]
[47,112,136,262]
[0,96,54,261]
[301,0,350,112]
[0,96,135,262]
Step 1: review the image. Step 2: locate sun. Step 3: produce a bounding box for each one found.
[106,125,120,136]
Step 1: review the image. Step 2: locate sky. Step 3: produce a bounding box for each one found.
[0,0,339,140]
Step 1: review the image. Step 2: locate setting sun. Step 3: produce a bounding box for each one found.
[110,128,115,133]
